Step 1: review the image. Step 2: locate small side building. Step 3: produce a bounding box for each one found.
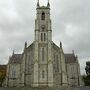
[4,53,22,87]
[65,53,82,86]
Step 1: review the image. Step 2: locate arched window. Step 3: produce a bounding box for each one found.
[56,55,59,72]
[41,33,43,41]
[12,66,16,78]
[28,55,31,73]
[41,12,45,20]
[44,33,46,41]
[42,48,44,61]
[54,55,59,72]
[42,70,45,78]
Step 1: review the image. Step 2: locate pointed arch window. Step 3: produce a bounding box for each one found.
[42,48,44,61]
[54,55,59,72]
[44,33,46,41]
[56,55,59,72]
[12,66,16,78]
[42,70,45,78]
[41,33,43,41]
[41,12,45,20]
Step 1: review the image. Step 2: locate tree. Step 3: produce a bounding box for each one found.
[0,65,6,87]
[0,74,5,86]
[85,62,90,76]
[83,61,90,86]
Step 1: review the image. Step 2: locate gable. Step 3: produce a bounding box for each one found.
[9,54,22,64]
[65,54,77,64]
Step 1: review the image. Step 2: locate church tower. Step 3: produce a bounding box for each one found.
[33,0,53,87]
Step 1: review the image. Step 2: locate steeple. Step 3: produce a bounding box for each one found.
[47,0,50,8]
[37,0,40,7]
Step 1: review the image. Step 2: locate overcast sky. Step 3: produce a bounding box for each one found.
[0,0,90,75]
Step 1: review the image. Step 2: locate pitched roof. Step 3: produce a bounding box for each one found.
[65,54,77,64]
[9,54,22,64]
[52,42,60,52]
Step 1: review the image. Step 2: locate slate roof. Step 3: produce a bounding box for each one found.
[65,54,77,64]
[9,54,22,64]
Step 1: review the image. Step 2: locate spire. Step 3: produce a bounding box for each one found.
[37,0,40,7]
[75,55,78,63]
[47,0,50,8]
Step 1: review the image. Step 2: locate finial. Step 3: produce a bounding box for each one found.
[37,0,40,7]
[72,50,75,55]
[60,41,62,48]
[13,50,15,55]
[47,0,50,7]
[25,41,27,49]
[24,41,27,51]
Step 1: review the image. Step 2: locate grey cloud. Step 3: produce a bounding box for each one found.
[52,0,90,74]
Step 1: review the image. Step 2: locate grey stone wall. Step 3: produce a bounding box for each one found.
[66,63,81,86]
[6,64,21,87]
[52,43,62,86]
[20,43,34,86]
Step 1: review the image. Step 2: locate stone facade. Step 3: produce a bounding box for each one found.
[65,54,82,86]
[4,1,83,88]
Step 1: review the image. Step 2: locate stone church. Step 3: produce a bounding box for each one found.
[3,0,83,88]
